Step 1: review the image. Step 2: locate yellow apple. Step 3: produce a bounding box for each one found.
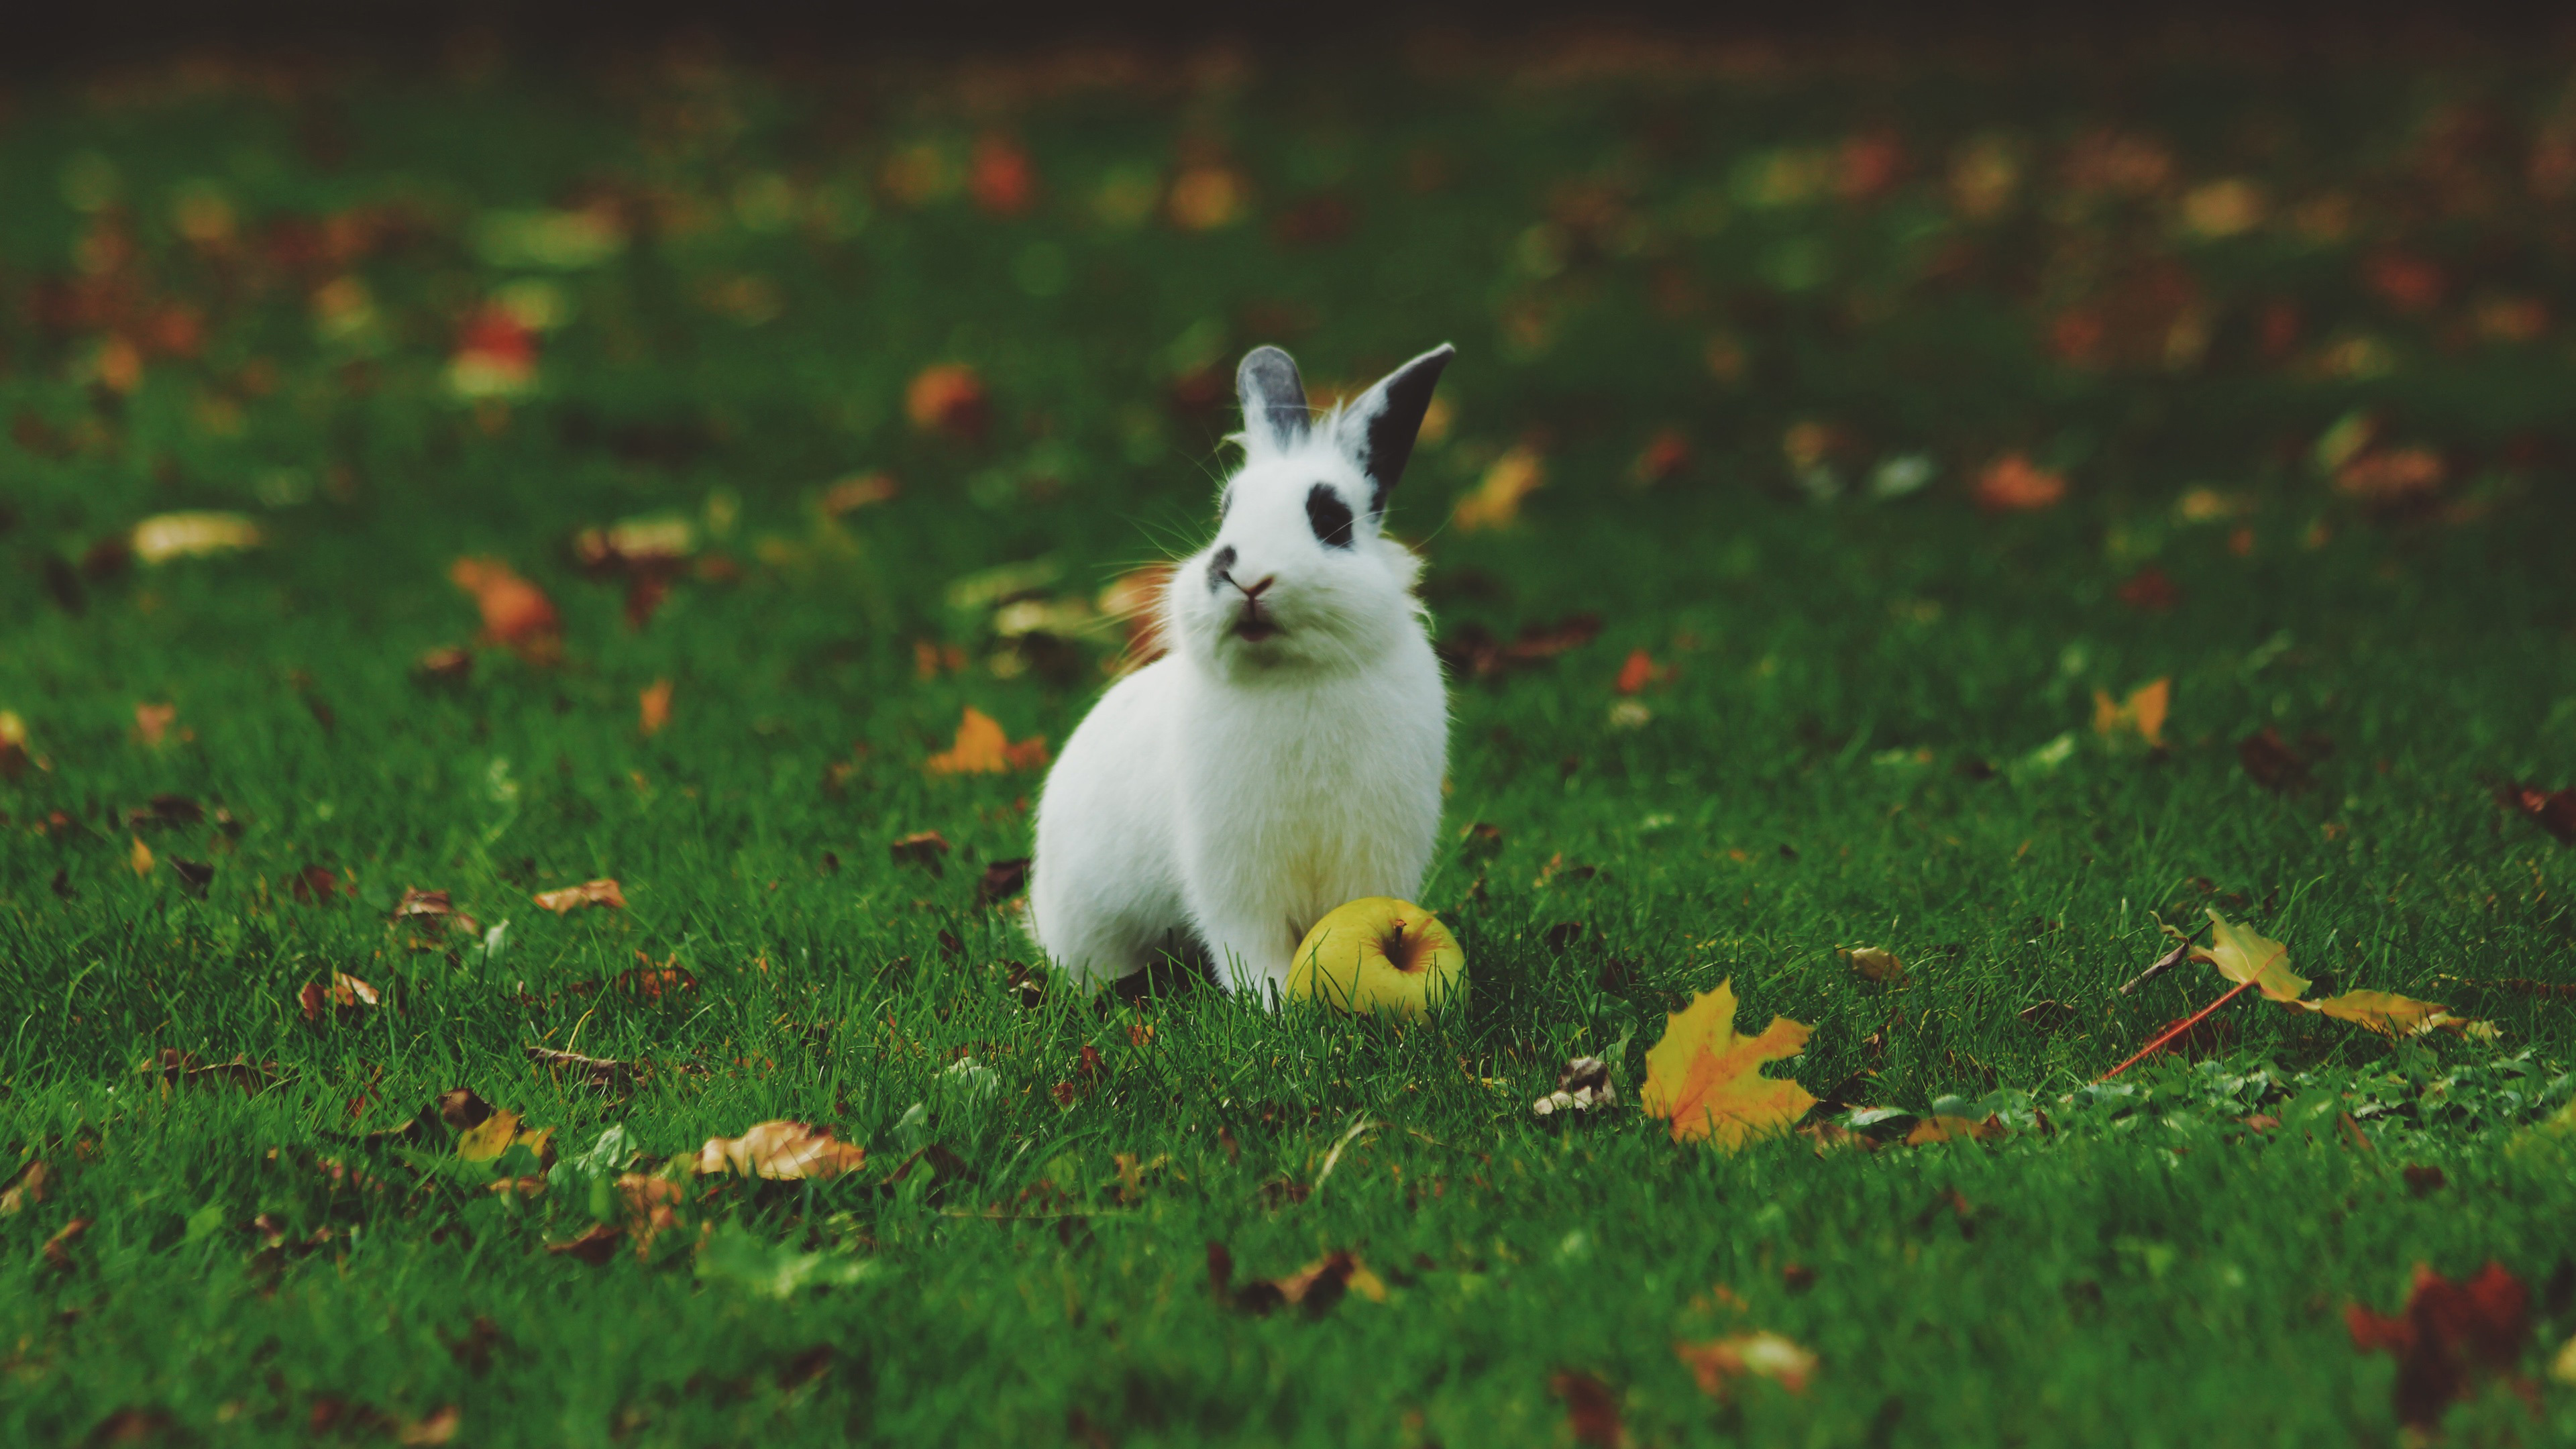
[1287,898,1466,1020]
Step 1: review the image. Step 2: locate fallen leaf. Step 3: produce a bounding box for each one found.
[0,1159,48,1215]
[694,1121,869,1181]
[157,1050,282,1093]
[2296,989,2495,1041]
[1451,445,1546,531]
[2194,910,2309,1003]
[288,864,341,904]
[130,511,262,564]
[1631,428,1693,485]
[639,678,672,737]
[890,831,951,869]
[533,878,625,914]
[975,857,1031,908]
[2116,565,2180,611]
[969,134,1037,215]
[1675,1331,1819,1396]
[447,557,561,660]
[924,706,1049,775]
[1533,1056,1617,1118]
[525,1045,635,1091]
[2337,447,2445,506]
[132,702,176,747]
[448,303,539,398]
[822,473,900,515]
[1549,1370,1627,1448]
[1841,946,1904,984]
[2496,784,2576,846]
[42,1216,90,1269]
[457,1110,554,1169]
[547,1224,624,1265]
[905,364,989,441]
[298,972,380,1024]
[2347,1262,2530,1430]
[2238,727,2314,792]
[1640,979,1820,1149]
[396,1405,462,1446]
[1167,164,1248,231]
[1613,649,1670,695]
[1974,453,2065,512]
[1437,613,1604,680]
[2092,678,2170,748]
[1904,1114,2007,1146]
[129,835,155,876]
[0,710,28,780]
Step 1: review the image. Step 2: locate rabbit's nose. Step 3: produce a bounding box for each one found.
[1240,575,1277,600]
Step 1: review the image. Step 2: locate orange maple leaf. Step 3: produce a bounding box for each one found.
[1640,979,1818,1148]
[448,557,561,659]
[639,678,673,738]
[2091,678,2169,747]
[924,706,1049,775]
[533,878,625,914]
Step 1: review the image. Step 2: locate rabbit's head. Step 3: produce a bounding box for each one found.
[1168,343,1454,678]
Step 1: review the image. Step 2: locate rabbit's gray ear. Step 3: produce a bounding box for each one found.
[1237,345,1311,457]
[1336,343,1454,515]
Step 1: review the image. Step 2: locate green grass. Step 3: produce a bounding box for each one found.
[6,34,2576,1446]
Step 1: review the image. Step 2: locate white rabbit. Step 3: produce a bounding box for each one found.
[1028,343,1456,1003]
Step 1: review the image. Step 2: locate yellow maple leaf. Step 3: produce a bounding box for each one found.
[924,706,1049,775]
[1450,446,1546,532]
[2193,910,2308,1002]
[2295,989,2494,1040]
[2091,678,2170,747]
[457,1110,555,1167]
[1640,979,1818,1148]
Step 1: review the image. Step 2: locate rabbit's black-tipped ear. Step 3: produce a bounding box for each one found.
[1237,345,1311,457]
[1336,343,1454,515]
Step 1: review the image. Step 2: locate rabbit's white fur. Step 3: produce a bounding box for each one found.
[1028,343,1454,1002]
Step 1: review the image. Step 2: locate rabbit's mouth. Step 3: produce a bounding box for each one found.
[1232,616,1283,643]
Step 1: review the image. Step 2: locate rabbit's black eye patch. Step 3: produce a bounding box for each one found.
[1305,484,1354,549]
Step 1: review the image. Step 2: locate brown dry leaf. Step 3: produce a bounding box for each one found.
[2238,727,2314,792]
[639,678,672,738]
[129,835,155,877]
[533,878,625,914]
[905,363,989,441]
[2092,678,2171,748]
[1220,1249,1389,1316]
[1451,445,1546,531]
[2496,783,2576,846]
[1974,453,2066,512]
[547,1223,625,1265]
[396,1405,462,1446]
[1841,947,1904,984]
[1548,1371,1627,1448]
[447,557,561,660]
[132,702,178,747]
[42,1216,90,1270]
[975,857,1031,908]
[130,511,262,564]
[2115,565,2180,612]
[2347,1262,2530,1430]
[1640,979,1819,1149]
[1675,1331,1819,1397]
[890,831,951,869]
[298,972,380,1024]
[2194,910,2309,1003]
[820,473,900,515]
[1099,565,1175,667]
[158,1050,281,1093]
[525,1045,635,1091]
[924,706,1049,775]
[0,1159,48,1216]
[694,1121,869,1181]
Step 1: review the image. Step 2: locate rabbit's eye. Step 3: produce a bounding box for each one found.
[1306,484,1354,549]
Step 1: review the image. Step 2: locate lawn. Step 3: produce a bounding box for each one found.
[5,29,2576,1446]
